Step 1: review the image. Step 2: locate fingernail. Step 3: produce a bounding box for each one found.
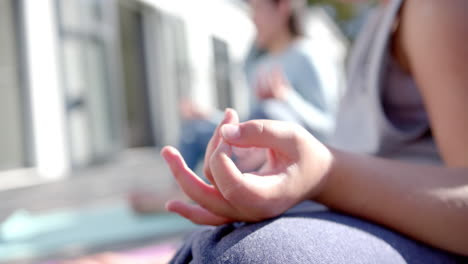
[222,124,241,140]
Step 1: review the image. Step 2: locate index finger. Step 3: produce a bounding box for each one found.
[221,120,304,159]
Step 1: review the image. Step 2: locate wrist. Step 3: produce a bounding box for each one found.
[313,146,341,205]
[297,130,336,202]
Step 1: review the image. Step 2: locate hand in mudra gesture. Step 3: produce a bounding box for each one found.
[163,109,333,225]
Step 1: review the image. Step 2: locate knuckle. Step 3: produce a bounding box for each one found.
[247,120,265,137]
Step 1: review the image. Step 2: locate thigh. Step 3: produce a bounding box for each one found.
[170,202,465,264]
[178,119,217,170]
[180,119,217,144]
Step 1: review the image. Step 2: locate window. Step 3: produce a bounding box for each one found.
[57,0,122,167]
[212,37,233,110]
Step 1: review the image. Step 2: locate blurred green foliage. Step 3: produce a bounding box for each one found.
[307,0,378,39]
[308,0,356,21]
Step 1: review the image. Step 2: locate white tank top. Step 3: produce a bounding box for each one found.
[331,0,441,164]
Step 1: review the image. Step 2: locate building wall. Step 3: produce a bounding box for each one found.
[0,0,24,170]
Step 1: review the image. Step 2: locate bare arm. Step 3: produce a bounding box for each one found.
[402,0,468,166]
[317,150,468,255]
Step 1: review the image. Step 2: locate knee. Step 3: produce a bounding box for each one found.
[206,216,408,264]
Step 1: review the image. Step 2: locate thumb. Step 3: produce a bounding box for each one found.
[221,120,303,157]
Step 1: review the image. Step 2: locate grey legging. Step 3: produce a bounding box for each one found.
[170,202,466,264]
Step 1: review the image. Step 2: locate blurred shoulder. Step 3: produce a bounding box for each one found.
[286,37,324,65]
[400,0,468,64]
[403,0,468,13]
[401,0,468,36]
[287,37,313,56]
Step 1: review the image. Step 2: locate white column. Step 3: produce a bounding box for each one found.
[22,0,70,179]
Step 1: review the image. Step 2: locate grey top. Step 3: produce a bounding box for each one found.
[331,0,441,164]
[244,38,340,141]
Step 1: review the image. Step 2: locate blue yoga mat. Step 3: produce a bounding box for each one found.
[0,202,196,263]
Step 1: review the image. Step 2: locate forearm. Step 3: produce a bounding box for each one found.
[316,149,468,256]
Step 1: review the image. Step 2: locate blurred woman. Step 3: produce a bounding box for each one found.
[177,0,340,170]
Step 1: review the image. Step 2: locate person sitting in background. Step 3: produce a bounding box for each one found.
[178,0,340,171]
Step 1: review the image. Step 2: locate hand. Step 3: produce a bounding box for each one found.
[164,110,334,225]
[255,67,291,101]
